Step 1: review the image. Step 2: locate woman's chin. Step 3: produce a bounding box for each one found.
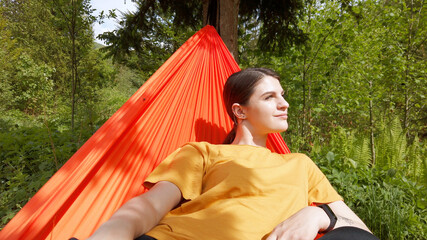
[271,125,288,133]
[278,122,288,132]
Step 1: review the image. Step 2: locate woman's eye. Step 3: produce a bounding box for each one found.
[265,95,273,100]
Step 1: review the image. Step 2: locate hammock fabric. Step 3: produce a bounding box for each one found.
[0,25,291,240]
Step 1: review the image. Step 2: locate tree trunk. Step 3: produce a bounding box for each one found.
[71,0,77,131]
[403,0,415,139]
[307,73,312,140]
[219,0,239,62]
[202,0,209,26]
[369,80,376,166]
[301,2,313,141]
[202,0,240,62]
[302,56,307,139]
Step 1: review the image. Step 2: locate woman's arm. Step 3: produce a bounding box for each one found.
[328,200,370,232]
[87,181,181,240]
[266,200,371,240]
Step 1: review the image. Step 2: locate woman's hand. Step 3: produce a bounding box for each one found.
[266,206,329,240]
[266,201,372,240]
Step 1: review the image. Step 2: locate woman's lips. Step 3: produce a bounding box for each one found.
[275,114,288,119]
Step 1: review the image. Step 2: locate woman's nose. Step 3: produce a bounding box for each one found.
[278,97,289,110]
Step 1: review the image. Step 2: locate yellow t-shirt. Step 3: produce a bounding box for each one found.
[144,142,342,240]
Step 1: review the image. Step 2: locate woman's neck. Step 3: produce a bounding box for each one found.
[231,124,268,147]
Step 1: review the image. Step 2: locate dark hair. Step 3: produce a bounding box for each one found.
[222,68,280,144]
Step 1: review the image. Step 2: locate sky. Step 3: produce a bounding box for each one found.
[91,0,138,44]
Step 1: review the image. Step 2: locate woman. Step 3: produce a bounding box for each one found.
[86,68,378,240]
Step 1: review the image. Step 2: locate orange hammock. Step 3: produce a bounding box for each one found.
[0,25,290,240]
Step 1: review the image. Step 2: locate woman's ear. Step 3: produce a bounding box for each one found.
[232,103,246,120]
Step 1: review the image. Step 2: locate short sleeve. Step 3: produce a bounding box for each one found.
[143,144,206,200]
[306,157,343,205]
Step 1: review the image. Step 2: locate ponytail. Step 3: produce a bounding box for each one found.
[223,124,237,144]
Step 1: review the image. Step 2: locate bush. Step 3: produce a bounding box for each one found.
[10,53,55,114]
[0,123,81,227]
[311,145,426,239]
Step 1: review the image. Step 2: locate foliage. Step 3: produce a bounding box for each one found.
[1,0,70,92]
[96,65,140,121]
[98,0,201,74]
[0,7,20,112]
[99,0,316,66]
[0,0,123,227]
[0,63,134,229]
[239,0,308,51]
[11,54,55,114]
[309,126,427,239]
[0,114,76,226]
[242,0,426,144]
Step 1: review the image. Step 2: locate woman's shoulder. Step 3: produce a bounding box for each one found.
[182,142,270,155]
[183,141,241,149]
[183,141,240,153]
[280,152,312,162]
[178,141,216,157]
[183,141,214,149]
[182,142,311,157]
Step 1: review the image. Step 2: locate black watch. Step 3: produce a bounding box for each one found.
[318,204,337,233]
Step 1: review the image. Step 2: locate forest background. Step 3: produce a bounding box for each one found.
[0,0,426,239]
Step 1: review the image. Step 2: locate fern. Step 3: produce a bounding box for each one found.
[389,118,407,169]
[405,135,425,182]
[349,134,371,168]
[375,117,407,169]
[370,117,426,183]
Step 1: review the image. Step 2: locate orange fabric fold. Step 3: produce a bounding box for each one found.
[0,25,290,240]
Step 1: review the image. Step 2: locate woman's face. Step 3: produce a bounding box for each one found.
[241,76,289,135]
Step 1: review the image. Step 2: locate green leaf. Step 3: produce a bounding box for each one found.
[326,151,335,162]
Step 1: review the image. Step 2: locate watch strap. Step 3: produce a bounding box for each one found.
[318,204,337,233]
